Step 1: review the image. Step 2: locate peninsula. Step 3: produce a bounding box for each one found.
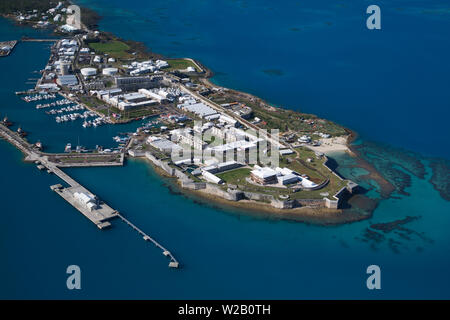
[0,0,385,229]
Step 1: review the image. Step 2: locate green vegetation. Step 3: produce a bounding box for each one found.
[118,107,161,121]
[80,6,101,30]
[216,168,252,184]
[167,59,199,72]
[212,148,347,200]
[207,90,347,136]
[95,104,161,122]
[89,40,131,59]
[252,106,346,135]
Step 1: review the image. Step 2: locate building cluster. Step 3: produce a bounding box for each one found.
[160,113,189,124]
[122,60,169,76]
[91,86,181,111]
[167,128,205,150]
[147,136,183,154]
[38,38,81,91]
[16,2,66,28]
[250,165,318,188]
[177,96,220,121]
[14,2,82,32]
[220,102,253,120]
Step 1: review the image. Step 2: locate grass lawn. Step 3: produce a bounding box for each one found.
[216,167,252,184]
[167,59,200,71]
[89,40,131,59]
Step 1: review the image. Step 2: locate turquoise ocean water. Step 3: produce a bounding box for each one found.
[1,0,450,299]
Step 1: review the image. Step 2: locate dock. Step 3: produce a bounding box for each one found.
[21,38,58,43]
[0,120,180,268]
[0,40,18,57]
[51,184,118,229]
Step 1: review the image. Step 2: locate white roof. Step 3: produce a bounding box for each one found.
[251,167,277,179]
[278,173,299,183]
[301,178,318,188]
[275,167,294,176]
[74,192,94,204]
[202,171,223,184]
[279,149,294,155]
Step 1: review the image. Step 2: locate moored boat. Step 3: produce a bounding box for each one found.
[35,141,43,150]
[17,126,27,137]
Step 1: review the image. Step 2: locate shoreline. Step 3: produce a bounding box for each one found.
[142,158,369,226]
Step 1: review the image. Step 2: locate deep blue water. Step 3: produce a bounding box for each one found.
[76,0,450,160]
[1,1,450,299]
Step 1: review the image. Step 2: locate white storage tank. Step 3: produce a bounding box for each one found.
[102,67,118,76]
[80,67,97,78]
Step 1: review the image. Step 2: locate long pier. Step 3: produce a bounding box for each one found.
[0,120,180,268]
[21,38,58,42]
[117,214,179,268]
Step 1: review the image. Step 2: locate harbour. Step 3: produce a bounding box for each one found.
[0,119,180,268]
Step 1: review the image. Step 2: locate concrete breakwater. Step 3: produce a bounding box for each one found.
[142,151,358,211]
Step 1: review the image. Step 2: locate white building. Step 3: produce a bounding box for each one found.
[139,88,167,103]
[279,149,294,156]
[202,170,223,184]
[81,67,97,78]
[74,192,98,211]
[278,173,300,185]
[147,137,183,154]
[102,67,118,76]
